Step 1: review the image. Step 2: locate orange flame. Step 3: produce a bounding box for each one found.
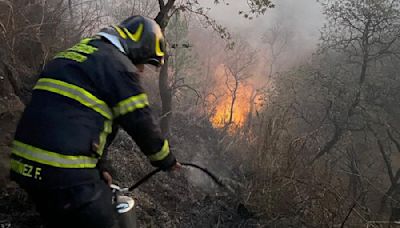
[208,64,257,129]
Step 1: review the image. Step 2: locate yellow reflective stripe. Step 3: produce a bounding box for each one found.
[81,38,93,44]
[12,140,98,168]
[54,51,87,62]
[123,23,143,41]
[113,93,149,117]
[113,26,127,39]
[68,43,98,55]
[148,140,170,161]
[34,78,113,120]
[10,159,29,177]
[96,120,113,156]
[53,38,97,62]
[113,24,143,41]
[155,36,164,57]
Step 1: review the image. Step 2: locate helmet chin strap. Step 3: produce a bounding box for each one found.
[97,31,127,54]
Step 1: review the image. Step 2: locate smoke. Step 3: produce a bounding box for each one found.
[185,152,220,193]
[204,0,325,68]
[207,0,324,41]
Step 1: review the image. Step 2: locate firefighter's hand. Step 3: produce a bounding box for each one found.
[102,171,113,186]
[168,162,182,172]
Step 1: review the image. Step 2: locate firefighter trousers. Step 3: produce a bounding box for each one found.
[25,180,114,228]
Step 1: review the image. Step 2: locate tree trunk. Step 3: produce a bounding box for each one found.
[228,80,238,125]
[155,0,176,137]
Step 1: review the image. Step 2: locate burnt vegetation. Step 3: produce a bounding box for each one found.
[1,0,400,227]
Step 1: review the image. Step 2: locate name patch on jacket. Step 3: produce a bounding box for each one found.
[11,159,42,180]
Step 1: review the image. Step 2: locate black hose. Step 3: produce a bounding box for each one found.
[128,168,161,191]
[128,162,226,191]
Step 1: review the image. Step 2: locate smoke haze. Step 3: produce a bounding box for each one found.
[204,0,325,67]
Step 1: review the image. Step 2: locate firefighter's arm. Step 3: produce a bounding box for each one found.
[116,108,177,170]
[101,69,177,170]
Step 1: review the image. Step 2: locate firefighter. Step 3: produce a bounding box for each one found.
[10,15,180,228]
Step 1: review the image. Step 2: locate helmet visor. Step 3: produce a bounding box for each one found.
[146,56,164,68]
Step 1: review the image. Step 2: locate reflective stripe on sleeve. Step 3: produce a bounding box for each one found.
[148,140,170,161]
[12,140,98,168]
[67,43,98,55]
[34,78,113,120]
[113,93,149,117]
[54,51,87,62]
[96,120,113,156]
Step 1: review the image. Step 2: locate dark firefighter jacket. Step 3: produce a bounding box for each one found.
[10,37,175,188]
